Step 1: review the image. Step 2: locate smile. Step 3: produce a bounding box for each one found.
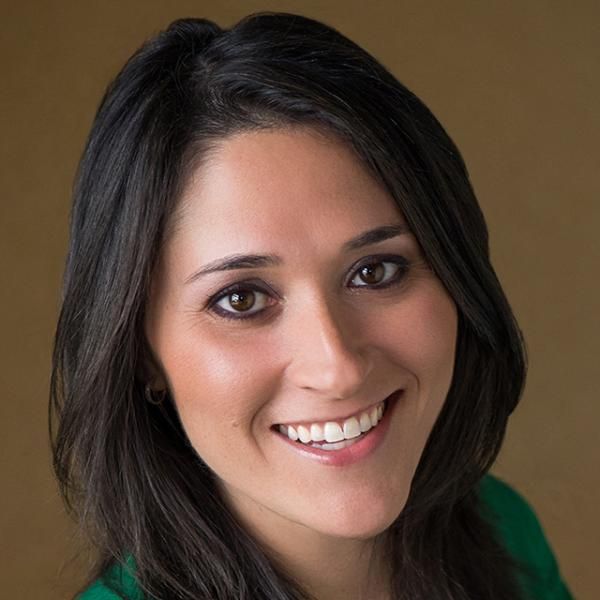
[277,401,386,449]
[273,390,402,465]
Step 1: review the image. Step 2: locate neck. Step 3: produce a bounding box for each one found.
[223,488,392,600]
[271,533,391,600]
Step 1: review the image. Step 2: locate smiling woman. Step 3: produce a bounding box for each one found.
[50,12,573,600]
[144,127,458,549]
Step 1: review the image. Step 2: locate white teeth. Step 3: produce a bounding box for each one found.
[287,425,299,441]
[297,425,311,444]
[369,407,379,427]
[278,400,387,446]
[310,423,325,442]
[359,412,372,433]
[311,438,362,451]
[324,422,345,443]
[343,417,361,439]
[317,439,349,451]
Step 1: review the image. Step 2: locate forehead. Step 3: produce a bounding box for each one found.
[170,127,406,257]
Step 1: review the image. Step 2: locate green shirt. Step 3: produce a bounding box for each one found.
[79,474,574,599]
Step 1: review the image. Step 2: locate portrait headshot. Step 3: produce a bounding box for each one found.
[1,3,597,599]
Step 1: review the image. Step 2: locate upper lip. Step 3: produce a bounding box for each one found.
[273,389,402,426]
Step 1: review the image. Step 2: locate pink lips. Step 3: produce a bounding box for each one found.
[274,390,402,467]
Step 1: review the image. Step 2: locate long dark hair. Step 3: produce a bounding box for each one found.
[51,12,527,599]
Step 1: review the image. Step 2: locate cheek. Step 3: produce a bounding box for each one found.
[374,282,457,473]
[157,324,281,443]
[380,280,456,352]
[376,280,457,412]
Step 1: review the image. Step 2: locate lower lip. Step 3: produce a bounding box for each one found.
[274,390,402,467]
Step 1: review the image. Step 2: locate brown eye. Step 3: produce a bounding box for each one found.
[358,263,385,285]
[349,258,408,288]
[211,285,273,320]
[229,291,255,311]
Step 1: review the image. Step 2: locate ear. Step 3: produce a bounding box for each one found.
[138,339,168,391]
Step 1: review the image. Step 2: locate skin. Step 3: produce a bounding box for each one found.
[145,127,458,599]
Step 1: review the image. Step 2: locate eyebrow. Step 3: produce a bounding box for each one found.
[184,223,410,285]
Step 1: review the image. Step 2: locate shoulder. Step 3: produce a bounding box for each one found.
[77,558,143,600]
[77,580,123,600]
[477,473,573,599]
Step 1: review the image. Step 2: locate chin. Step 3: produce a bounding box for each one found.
[306,484,410,540]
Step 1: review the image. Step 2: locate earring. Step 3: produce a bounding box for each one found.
[145,385,166,405]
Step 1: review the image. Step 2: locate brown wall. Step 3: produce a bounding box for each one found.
[2,1,598,598]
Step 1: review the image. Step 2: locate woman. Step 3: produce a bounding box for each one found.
[50,12,573,600]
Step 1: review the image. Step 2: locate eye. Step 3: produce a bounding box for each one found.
[348,256,409,288]
[209,284,276,320]
[207,255,410,322]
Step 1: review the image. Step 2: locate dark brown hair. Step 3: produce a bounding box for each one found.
[51,12,527,599]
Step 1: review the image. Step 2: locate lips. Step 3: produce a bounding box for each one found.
[277,400,387,446]
[272,389,402,464]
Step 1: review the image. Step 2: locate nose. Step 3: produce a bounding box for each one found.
[284,295,372,399]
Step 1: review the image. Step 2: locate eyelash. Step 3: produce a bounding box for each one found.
[206,254,411,322]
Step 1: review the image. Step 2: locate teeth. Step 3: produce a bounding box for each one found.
[369,407,378,427]
[287,425,298,441]
[311,437,362,451]
[316,439,349,451]
[280,400,387,445]
[310,423,325,442]
[343,417,361,439]
[359,412,372,433]
[297,425,311,444]
[324,422,344,443]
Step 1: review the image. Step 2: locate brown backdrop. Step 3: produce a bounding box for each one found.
[2,1,598,598]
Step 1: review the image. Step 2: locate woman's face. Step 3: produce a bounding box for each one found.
[145,127,457,544]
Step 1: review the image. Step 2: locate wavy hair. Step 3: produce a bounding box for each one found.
[51,12,527,599]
